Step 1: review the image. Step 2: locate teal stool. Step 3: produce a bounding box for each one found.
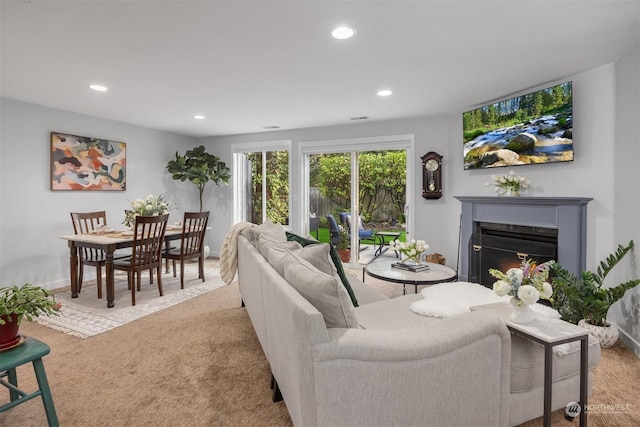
[0,336,59,427]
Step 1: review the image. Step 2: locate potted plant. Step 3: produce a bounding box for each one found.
[166,145,231,212]
[336,226,351,263]
[550,240,640,347]
[0,283,61,348]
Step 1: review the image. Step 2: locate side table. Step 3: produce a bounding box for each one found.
[372,231,402,257]
[470,302,588,427]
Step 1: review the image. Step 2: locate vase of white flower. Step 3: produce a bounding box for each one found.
[486,170,530,197]
[123,194,172,227]
[389,239,428,265]
[489,259,554,324]
[509,297,534,323]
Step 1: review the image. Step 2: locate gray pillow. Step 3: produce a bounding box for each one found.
[241,219,287,247]
[258,234,299,261]
[269,243,335,278]
[284,252,359,329]
[267,242,303,275]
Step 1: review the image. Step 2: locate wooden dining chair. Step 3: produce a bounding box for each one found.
[112,214,169,306]
[70,211,109,298]
[162,211,209,289]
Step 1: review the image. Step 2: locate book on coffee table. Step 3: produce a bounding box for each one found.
[391,262,430,272]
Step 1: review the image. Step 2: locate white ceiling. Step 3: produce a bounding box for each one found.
[2,0,639,137]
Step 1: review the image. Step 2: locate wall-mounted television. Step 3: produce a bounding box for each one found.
[463,81,573,170]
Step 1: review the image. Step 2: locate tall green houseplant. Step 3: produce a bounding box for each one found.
[550,240,640,327]
[166,145,231,212]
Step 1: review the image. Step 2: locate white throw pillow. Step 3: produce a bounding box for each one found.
[284,253,359,329]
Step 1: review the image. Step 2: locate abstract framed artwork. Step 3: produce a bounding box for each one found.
[50,132,126,191]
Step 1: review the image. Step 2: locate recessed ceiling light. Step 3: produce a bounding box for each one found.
[377,89,393,97]
[331,26,356,40]
[89,84,108,92]
[193,115,205,120]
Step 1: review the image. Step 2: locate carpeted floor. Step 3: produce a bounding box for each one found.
[2,258,639,426]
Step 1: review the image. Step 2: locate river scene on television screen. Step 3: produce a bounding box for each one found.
[463,82,573,170]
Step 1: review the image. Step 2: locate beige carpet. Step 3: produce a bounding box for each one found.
[2,258,639,427]
[36,263,225,338]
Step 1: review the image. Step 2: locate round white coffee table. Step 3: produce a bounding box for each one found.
[364,258,457,294]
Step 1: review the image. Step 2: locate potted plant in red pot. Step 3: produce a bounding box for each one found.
[336,226,351,263]
[0,283,61,350]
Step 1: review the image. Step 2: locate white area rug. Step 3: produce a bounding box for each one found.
[37,265,225,339]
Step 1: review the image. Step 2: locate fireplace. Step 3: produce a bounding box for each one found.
[469,222,557,287]
[455,196,592,283]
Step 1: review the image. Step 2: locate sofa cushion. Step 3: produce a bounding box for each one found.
[241,219,287,247]
[284,253,359,329]
[269,242,337,278]
[258,235,300,261]
[286,231,358,307]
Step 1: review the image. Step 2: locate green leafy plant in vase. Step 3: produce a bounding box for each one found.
[550,240,640,347]
[0,283,61,349]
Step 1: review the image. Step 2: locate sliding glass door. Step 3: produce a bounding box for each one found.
[302,136,412,265]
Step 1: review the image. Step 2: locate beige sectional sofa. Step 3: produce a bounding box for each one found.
[236,221,600,427]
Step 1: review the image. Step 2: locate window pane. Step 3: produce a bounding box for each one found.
[245,150,289,225]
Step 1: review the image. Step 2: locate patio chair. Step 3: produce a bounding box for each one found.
[326,214,341,247]
[341,213,375,243]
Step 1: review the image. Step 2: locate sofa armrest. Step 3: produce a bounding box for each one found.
[315,311,508,361]
[310,311,511,427]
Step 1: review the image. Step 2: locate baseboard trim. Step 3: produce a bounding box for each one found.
[612,321,640,358]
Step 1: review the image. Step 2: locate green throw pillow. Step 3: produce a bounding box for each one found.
[285,231,358,307]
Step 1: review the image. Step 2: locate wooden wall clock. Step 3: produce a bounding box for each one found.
[421,151,443,199]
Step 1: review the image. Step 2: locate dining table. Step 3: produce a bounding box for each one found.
[60,225,190,308]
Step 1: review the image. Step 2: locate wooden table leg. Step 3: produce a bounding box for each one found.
[105,249,115,308]
[68,243,79,298]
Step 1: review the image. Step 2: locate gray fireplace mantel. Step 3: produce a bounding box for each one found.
[455,196,593,281]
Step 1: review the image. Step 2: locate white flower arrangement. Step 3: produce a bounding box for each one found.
[489,259,554,306]
[123,194,172,227]
[389,239,428,264]
[485,170,530,196]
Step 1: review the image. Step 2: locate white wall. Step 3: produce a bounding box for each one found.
[202,47,640,353]
[204,64,621,267]
[607,44,640,352]
[1,44,638,352]
[0,98,200,288]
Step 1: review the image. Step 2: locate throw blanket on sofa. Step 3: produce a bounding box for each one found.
[220,222,256,285]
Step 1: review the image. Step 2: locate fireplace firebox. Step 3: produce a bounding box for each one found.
[470,222,557,287]
[455,196,592,283]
